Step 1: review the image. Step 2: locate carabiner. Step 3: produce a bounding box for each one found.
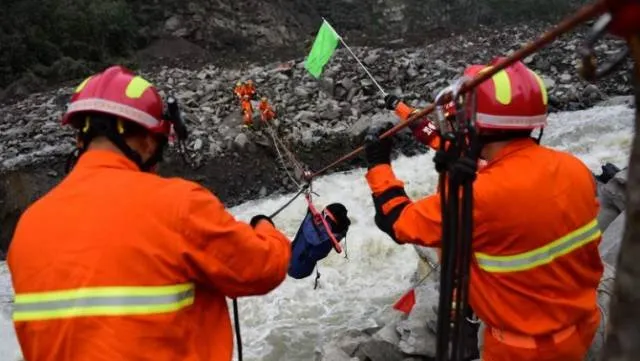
[434,85,457,133]
[434,76,472,134]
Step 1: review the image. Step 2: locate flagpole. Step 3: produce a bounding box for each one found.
[321,18,387,96]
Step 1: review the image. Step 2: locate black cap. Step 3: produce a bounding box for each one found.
[324,203,351,234]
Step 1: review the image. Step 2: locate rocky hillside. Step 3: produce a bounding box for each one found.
[1,0,586,101]
[0,20,634,256]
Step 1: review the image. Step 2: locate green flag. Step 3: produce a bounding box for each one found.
[304,20,340,78]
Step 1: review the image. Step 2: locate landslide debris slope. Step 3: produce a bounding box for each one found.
[1,0,632,256]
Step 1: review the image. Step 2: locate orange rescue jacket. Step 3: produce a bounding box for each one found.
[8,150,291,361]
[234,85,244,101]
[366,138,603,336]
[259,101,275,122]
[244,83,257,100]
[394,101,487,170]
[394,101,441,150]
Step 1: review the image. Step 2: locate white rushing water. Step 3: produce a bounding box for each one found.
[0,105,634,360]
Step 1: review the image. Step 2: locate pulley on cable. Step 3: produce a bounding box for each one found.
[431,79,480,361]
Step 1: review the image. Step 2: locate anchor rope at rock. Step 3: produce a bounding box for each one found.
[262,122,342,229]
[265,123,305,188]
[268,185,309,219]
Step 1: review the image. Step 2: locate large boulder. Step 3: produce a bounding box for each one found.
[584,262,616,360]
[600,212,626,267]
[395,282,439,357]
[596,167,627,267]
[597,169,627,231]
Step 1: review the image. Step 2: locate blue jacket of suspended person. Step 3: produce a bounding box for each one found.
[288,203,351,279]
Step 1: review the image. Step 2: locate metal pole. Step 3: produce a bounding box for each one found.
[322,18,387,96]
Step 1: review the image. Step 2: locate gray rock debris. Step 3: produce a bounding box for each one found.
[597,168,627,231]
[0,23,633,173]
[601,212,625,268]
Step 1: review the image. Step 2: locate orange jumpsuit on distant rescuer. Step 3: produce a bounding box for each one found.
[367,61,603,361]
[235,80,257,125]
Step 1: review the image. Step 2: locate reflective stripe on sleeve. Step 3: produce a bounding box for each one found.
[13,283,195,322]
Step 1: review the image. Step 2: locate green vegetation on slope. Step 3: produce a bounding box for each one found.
[0,0,144,88]
[0,0,588,97]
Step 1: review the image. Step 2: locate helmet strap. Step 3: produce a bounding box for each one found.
[534,127,545,144]
[71,115,166,173]
[140,137,167,171]
[477,129,536,149]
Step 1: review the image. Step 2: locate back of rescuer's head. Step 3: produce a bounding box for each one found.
[463,59,548,159]
[73,114,164,168]
[62,66,184,172]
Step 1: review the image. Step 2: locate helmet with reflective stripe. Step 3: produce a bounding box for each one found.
[62,66,171,136]
[464,58,548,130]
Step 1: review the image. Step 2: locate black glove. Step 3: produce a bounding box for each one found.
[325,203,351,235]
[451,156,478,184]
[250,214,274,227]
[384,94,400,110]
[595,162,621,184]
[364,122,394,169]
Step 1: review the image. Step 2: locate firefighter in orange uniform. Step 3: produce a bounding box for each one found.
[234,81,244,102]
[363,59,603,361]
[259,97,276,124]
[234,79,258,127]
[244,79,256,100]
[8,66,291,361]
[241,98,254,127]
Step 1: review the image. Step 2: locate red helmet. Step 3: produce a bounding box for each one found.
[62,66,171,135]
[464,59,548,130]
[608,1,640,38]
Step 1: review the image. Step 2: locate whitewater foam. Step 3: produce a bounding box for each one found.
[0,105,634,360]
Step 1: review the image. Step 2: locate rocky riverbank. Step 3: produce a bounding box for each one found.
[0,22,634,254]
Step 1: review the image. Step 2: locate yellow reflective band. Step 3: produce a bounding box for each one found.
[125,76,152,99]
[12,298,194,322]
[74,76,93,93]
[479,66,511,105]
[475,219,601,273]
[492,70,512,105]
[15,283,192,303]
[528,69,548,105]
[13,283,194,322]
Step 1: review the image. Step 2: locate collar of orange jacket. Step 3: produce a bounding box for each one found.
[75,149,139,171]
[488,137,536,164]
